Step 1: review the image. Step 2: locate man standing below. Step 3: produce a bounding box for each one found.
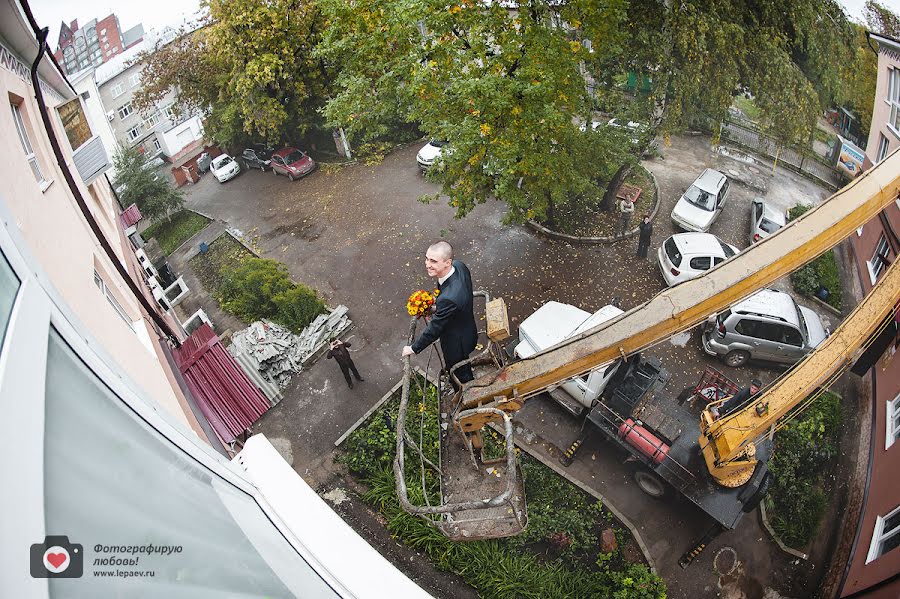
[617,196,635,238]
[402,241,478,385]
[327,338,364,389]
[636,214,653,258]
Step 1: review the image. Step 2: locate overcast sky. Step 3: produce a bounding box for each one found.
[28,0,900,53]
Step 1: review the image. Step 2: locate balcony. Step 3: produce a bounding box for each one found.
[72,135,111,185]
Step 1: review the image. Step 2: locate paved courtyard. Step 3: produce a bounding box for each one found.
[175,134,849,598]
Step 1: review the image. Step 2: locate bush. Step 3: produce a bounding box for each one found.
[788,204,843,310]
[217,257,325,332]
[767,391,842,548]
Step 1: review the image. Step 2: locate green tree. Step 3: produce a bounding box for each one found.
[864,0,900,37]
[112,145,183,222]
[135,0,331,147]
[318,0,632,222]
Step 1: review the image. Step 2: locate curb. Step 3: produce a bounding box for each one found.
[809,294,843,318]
[525,165,662,244]
[759,501,809,561]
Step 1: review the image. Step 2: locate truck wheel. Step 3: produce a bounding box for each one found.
[723,350,749,368]
[742,472,771,512]
[634,470,667,499]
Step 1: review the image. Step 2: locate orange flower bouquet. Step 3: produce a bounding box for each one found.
[407,289,440,319]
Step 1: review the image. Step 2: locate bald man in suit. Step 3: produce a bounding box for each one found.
[402,241,478,385]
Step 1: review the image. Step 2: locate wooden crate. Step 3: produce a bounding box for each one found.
[486,298,510,341]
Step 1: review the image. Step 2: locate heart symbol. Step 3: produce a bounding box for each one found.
[46,553,67,569]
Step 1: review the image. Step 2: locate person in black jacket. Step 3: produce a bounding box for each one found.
[714,378,762,419]
[402,241,478,386]
[636,214,653,258]
[327,339,364,389]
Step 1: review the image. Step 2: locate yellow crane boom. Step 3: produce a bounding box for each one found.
[459,150,900,418]
[700,257,900,485]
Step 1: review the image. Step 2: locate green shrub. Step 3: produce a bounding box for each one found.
[767,391,842,548]
[788,204,843,310]
[217,257,325,332]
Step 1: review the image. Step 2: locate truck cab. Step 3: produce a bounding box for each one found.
[513,301,624,409]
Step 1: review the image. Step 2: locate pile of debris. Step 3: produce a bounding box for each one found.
[228,306,352,392]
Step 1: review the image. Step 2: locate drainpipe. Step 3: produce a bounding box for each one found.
[27,24,181,347]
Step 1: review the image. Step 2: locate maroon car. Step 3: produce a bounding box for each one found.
[270,147,317,181]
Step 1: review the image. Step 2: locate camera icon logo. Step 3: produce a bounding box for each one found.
[30,536,83,578]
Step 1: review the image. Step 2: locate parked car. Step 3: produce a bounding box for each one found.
[657,232,740,287]
[210,154,241,183]
[416,140,449,171]
[270,147,316,180]
[750,199,786,243]
[241,145,274,171]
[702,288,829,367]
[671,168,731,232]
[606,118,658,157]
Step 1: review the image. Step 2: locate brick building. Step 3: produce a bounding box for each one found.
[53,13,143,75]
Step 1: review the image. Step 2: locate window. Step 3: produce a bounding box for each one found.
[152,138,161,152]
[889,394,900,450]
[93,269,133,328]
[889,68,900,133]
[129,73,141,87]
[867,505,900,563]
[111,83,125,98]
[144,113,160,128]
[10,102,46,185]
[778,325,803,347]
[868,234,891,284]
[162,105,176,119]
[877,134,890,163]
[117,102,133,119]
[126,124,143,142]
[57,98,92,151]
[734,319,759,337]
[689,256,711,270]
[0,252,19,353]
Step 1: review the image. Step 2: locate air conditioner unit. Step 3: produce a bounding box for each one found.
[107,111,115,122]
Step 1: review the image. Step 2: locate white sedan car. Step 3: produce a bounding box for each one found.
[210,154,241,183]
[658,233,740,287]
[416,140,449,171]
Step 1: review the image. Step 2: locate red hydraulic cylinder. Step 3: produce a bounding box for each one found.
[618,419,670,465]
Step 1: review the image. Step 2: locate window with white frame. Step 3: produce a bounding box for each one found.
[10,102,46,186]
[117,102,133,120]
[889,394,900,449]
[93,269,133,328]
[152,138,161,152]
[110,82,125,99]
[877,134,890,163]
[868,234,891,284]
[890,67,900,133]
[126,124,142,142]
[162,104,176,120]
[867,505,900,563]
[144,112,160,128]
[129,72,141,87]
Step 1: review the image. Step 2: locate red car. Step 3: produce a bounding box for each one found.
[270,147,316,181]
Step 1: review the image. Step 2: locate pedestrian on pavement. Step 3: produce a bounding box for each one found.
[402,241,478,387]
[617,196,635,238]
[636,214,653,258]
[327,339,364,389]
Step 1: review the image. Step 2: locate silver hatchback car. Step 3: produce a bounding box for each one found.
[702,288,828,367]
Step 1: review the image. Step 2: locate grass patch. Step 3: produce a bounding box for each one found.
[189,235,326,332]
[548,165,657,238]
[788,204,843,310]
[340,375,666,598]
[732,95,761,121]
[766,390,842,549]
[142,210,210,255]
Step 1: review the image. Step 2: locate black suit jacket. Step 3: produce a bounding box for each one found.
[411,260,478,366]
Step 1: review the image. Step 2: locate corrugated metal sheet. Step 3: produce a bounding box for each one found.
[233,351,284,406]
[173,324,270,443]
[121,203,142,228]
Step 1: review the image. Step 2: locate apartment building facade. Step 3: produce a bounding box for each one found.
[95,39,204,161]
[53,13,144,76]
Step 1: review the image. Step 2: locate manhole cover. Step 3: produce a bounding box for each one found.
[713,546,738,576]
